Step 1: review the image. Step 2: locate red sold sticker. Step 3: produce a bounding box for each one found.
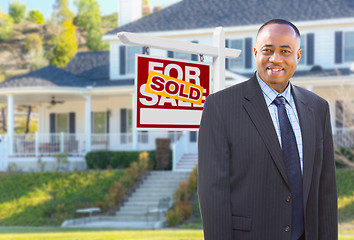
[135,54,211,130]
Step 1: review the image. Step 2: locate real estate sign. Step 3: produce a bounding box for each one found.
[135,54,211,130]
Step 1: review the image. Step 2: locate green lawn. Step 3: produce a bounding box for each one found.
[0,228,352,240]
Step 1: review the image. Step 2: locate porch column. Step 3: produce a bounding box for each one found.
[85,96,92,153]
[7,95,14,155]
[132,93,138,150]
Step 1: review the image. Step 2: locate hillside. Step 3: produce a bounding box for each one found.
[0,19,115,81]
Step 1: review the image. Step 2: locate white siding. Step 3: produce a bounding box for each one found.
[110,42,119,80]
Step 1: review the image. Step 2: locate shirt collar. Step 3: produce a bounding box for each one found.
[256,72,292,107]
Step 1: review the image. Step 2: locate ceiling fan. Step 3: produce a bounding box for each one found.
[50,96,64,106]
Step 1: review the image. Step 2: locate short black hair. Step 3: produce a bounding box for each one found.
[257,19,300,38]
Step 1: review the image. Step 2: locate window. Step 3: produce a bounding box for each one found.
[56,113,69,133]
[344,32,354,62]
[92,112,106,134]
[174,51,191,60]
[298,35,306,65]
[229,39,244,69]
[127,46,141,74]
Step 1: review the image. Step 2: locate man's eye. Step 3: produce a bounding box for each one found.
[262,49,271,53]
[282,50,290,54]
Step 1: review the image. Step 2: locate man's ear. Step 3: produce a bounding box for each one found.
[297,49,302,63]
[254,47,257,57]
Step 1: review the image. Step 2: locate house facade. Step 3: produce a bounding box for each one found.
[0,0,354,171]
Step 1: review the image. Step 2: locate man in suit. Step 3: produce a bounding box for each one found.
[198,19,338,240]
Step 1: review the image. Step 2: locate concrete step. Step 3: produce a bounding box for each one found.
[115,170,190,218]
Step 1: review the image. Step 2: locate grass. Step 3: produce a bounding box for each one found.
[0,171,124,226]
[337,169,354,226]
[0,228,352,240]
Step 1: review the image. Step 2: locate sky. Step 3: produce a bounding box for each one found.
[0,0,182,19]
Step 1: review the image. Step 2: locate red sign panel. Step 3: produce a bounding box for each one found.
[135,54,211,130]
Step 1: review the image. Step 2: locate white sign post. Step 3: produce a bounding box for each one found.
[118,27,241,150]
[118,27,241,93]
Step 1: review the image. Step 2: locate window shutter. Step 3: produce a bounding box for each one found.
[245,38,252,69]
[106,111,110,133]
[190,131,197,142]
[167,51,174,58]
[69,112,75,134]
[119,45,126,75]
[225,39,229,69]
[335,31,343,64]
[307,33,314,65]
[50,113,56,133]
[120,109,127,133]
[191,41,198,61]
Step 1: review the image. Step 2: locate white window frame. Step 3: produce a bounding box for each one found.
[344,31,354,63]
[126,46,141,75]
[298,35,306,65]
[229,39,244,70]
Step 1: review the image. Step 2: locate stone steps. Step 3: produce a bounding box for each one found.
[115,171,190,222]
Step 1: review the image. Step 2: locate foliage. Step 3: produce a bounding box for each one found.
[165,209,181,226]
[0,170,124,226]
[101,12,118,29]
[27,10,45,24]
[97,152,150,211]
[25,34,43,53]
[0,10,14,41]
[54,153,69,171]
[49,20,78,68]
[9,0,26,24]
[166,167,197,226]
[52,0,74,24]
[74,0,108,51]
[85,150,155,169]
[337,169,354,223]
[24,49,49,71]
[335,147,354,169]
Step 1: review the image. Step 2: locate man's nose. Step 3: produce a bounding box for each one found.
[269,51,283,63]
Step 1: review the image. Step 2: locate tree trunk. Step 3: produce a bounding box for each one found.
[25,105,32,134]
[1,107,6,132]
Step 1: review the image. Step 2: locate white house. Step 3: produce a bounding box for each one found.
[0,0,353,171]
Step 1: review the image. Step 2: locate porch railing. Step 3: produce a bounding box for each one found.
[333,128,354,148]
[11,131,184,156]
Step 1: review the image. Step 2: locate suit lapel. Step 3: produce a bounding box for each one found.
[242,75,290,188]
[292,86,316,209]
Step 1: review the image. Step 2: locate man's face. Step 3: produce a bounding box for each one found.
[254,23,302,93]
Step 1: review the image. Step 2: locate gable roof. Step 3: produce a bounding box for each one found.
[64,51,109,80]
[0,52,134,89]
[0,65,88,88]
[107,0,354,35]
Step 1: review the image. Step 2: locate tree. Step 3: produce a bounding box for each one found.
[0,9,14,41]
[27,10,45,24]
[75,0,108,51]
[49,20,78,68]
[52,0,74,24]
[9,0,26,24]
[47,0,77,68]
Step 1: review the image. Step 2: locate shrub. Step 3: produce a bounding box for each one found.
[25,34,43,52]
[166,209,181,227]
[177,202,192,221]
[85,151,156,170]
[27,10,45,24]
[9,0,26,24]
[0,10,14,41]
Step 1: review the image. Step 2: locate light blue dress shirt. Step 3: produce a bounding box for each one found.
[256,72,303,173]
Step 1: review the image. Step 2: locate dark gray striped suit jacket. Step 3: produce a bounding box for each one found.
[198,73,338,240]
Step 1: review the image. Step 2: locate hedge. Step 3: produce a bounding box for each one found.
[85,150,173,170]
